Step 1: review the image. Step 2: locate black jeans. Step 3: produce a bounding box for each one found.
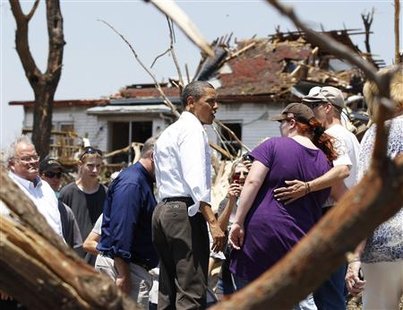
[152,199,209,309]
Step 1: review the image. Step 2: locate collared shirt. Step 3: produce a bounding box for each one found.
[8,172,64,238]
[154,111,212,216]
[97,162,158,269]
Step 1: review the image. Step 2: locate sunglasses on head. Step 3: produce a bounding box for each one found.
[80,147,103,160]
[43,171,62,179]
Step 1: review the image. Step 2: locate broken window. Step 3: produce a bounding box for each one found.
[110,121,152,164]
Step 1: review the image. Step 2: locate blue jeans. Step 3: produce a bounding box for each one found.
[314,264,347,310]
[231,274,249,291]
[232,274,317,310]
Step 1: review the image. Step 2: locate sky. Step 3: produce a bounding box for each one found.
[0,0,399,150]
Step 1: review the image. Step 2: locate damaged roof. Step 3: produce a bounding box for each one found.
[194,28,384,101]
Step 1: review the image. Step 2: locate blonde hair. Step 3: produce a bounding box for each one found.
[363,65,403,122]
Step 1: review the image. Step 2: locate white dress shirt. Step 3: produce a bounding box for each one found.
[154,111,212,216]
[8,172,64,238]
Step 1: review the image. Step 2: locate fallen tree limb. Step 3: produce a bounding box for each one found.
[0,166,139,309]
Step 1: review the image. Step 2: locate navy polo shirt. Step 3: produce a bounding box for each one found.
[97,161,158,269]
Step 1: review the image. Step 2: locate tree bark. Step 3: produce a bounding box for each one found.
[395,0,401,64]
[361,8,374,55]
[0,166,139,309]
[9,0,65,158]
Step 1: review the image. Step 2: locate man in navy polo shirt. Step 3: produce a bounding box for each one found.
[97,137,158,308]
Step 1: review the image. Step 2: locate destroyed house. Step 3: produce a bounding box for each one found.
[10,29,381,163]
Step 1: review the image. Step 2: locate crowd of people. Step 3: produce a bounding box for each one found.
[1,70,402,309]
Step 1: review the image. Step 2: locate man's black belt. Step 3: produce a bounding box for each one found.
[131,257,152,271]
[163,196,194,206]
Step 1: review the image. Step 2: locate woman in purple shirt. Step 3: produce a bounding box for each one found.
[229,103,337,289]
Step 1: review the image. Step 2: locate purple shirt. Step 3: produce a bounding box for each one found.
[230,137,331,281]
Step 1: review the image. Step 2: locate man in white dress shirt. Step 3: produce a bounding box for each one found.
[152,81,226,309]
[6,135,64,239]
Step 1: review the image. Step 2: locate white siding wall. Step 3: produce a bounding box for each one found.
[23,106,106,150]
[208,102,286,150]
[23,101,287,156]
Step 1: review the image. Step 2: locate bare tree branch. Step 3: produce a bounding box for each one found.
[9,0,42,84]
[99,19,180,118]
[150,48,171,68]
[167,16,184,90]
[26,0,40,21]
[214,119,250,153]
[185,63,191,84]
[395,0,401,64]
[146,0,214,57]
[45,0,65,79]
[361,8,374,54]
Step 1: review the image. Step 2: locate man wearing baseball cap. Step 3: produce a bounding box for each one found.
[39,156,82,251]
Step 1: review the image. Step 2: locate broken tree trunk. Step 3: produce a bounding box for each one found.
[395,0,401,64]
[9,0,65,159]
[211,154,403,309]
[0,166,139,309]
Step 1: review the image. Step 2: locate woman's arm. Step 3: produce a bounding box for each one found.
[218,183,241,231]
[229,161,269,249]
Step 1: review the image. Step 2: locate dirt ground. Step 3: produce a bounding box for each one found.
[347,294,403,310]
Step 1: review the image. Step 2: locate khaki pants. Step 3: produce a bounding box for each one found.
[152,200,209,309]
[95,255,153,309]
[362,261,403,310]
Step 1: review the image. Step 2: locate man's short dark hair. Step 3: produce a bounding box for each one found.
[181,81,214,108]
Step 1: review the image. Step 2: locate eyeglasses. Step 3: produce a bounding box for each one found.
[232,171,249,183]
[80,147,103,160]
[15,155,39,163]
[43,171,62,179]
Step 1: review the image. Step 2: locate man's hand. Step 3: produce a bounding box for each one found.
[200,201,226,252]
[345,261,365,296]
[229,222,244,250]
[114,257,131,294]
[115,275,132,294]
[209,221,226,253]
[273,180,306,204]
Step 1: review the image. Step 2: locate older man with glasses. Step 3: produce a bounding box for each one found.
[6,135,64,239]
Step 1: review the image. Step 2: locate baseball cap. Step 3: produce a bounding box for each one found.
[271,102,314,123]
[39,156,64,173]
[302,86,346,109]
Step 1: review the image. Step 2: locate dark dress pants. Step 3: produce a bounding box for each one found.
[152,200,209,310]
